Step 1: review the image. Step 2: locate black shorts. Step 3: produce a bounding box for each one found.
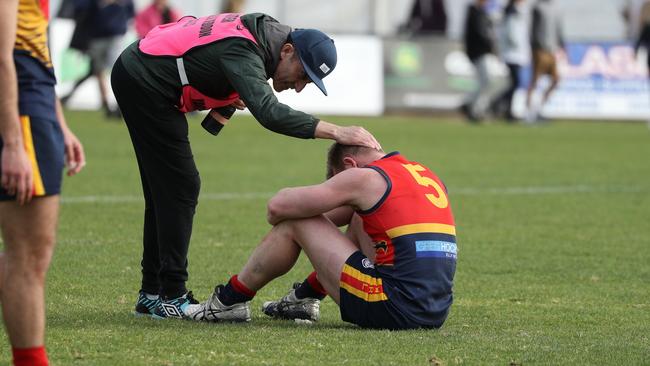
[339,251,434,330]
[0,115,64,200]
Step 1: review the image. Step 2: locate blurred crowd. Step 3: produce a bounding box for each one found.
[54,0,650,123]
[459,0,563,123]
[56,0,245,119]
[458,0,650,123]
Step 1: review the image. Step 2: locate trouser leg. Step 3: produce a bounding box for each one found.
[111,58,199,299]
[471,56,492,117]
[504,63,520,119]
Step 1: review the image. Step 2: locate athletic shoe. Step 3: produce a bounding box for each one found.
[151,291,203,319]
[189,285,251,322]
[134,291,162,317]
[262,283,320,321]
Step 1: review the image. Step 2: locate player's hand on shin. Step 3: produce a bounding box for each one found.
[334,125,382,150]
[1,143,33,205]
[62,127,86,176]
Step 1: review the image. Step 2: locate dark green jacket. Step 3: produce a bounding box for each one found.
[118,13,319,139]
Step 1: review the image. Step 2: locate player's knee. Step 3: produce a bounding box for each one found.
[270,220,296,240]
[6,245,54,282]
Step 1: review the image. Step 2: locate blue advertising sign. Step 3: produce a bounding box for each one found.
[518,42,649,120]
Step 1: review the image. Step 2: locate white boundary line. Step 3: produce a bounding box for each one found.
[60,185,646,204]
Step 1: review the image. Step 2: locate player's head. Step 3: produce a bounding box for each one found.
[273,29,337,95]
[326,143,385,179]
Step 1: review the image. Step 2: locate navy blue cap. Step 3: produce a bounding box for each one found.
[290,29,337,96]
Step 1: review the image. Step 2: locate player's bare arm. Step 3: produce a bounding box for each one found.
[266,167,387,225]
[0,0,33,205]
[324,206,355,227]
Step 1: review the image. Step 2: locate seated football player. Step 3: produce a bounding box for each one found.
[189,143,458,329]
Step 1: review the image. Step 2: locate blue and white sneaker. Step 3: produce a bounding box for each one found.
[134,291,161,317]
[151,291,203,319]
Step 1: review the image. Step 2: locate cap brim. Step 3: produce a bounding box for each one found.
[297,56,328,96]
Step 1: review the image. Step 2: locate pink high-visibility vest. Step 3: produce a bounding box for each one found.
[139,13,258,112]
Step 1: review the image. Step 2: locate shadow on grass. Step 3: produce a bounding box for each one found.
[47,308,438,333]
[48,309,361,331]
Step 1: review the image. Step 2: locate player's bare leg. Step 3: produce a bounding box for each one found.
[541,73,560,106]
[236,223,304,291]
[197,215,357,322]
[526,76,538,110]
[0,196,59,347]
[274,216,358,305]
[345,214,375,261]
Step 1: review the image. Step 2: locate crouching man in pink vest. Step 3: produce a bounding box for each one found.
[110,12,381,319]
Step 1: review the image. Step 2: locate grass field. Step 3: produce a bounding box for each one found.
[1,111,649,365]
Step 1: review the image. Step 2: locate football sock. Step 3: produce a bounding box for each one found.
[295,271,327,300]
[12,346,48,366]
[218,275,256,306]
[144,293,159,300]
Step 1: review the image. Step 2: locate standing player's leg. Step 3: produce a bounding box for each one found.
[542,52,560,106]
[526,50,542,110]
[0,196,58,364]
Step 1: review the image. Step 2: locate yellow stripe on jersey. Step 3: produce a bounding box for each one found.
[21,116,45,195]
[340,264,388,302]
[16,0,52,67]
[386,223,456,238]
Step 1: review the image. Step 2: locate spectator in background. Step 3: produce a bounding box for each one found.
[135,0,181,39]
[220,0,245,13]
[461,0,497,122]
[525,0,564,122]
[635,0,650,109]
[491,0,529,122]
[401,0,447,35]
[61,0,134,119]
[622,0,648,41]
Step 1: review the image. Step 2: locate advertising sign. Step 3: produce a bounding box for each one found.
[520,42,649,120]
[385,37,650,120]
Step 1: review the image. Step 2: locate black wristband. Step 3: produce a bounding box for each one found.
[214,105,236,120]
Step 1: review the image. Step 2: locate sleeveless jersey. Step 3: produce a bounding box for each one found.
[359,152,457,325]
[138,13,259,112]
[14,0,56,118]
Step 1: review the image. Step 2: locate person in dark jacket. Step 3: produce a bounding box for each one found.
[461,0,497,121]
[110,12,381,320]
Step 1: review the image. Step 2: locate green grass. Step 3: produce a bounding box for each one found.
[2,111,650,365]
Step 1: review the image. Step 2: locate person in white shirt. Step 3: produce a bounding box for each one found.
[492,0,530,121]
